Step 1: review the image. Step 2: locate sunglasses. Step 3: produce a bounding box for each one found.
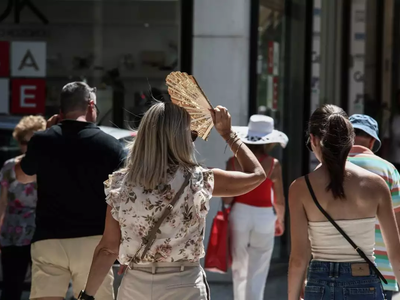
[191,131,198,142]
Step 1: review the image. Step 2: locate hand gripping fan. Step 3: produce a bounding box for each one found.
[166,71,214,140]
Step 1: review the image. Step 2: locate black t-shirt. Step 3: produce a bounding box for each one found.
[21,120,125,242]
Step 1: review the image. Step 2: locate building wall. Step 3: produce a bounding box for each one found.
[192,0,251,282]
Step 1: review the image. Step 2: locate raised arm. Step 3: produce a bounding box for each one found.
[221,158,235,204]
[210,106,266,198]
[288,179,311,300]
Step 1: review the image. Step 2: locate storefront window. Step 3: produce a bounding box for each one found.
[309,0,321,171]
[255,0,286,260]
[253,0,314,259]
[0,0,181,128]
[256,1,285,126]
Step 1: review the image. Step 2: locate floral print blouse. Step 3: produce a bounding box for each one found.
[105,165,214,265]
[0,158,37,247]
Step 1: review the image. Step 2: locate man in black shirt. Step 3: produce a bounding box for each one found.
[15,82,124,300]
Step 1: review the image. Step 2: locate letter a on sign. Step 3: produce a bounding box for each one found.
[11,42,46,77]
[18,50,39,71]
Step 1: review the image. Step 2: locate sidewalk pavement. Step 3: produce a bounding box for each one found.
[13,261,400,300]
[15,262,289,300]
[209,271,287,300]
[17,275,287,300]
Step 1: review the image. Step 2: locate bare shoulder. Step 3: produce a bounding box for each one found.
[289,176,307,200]
[272,157,281,169]
[347,162,389,195]
[261,155,280,172]
[363,171,389,194]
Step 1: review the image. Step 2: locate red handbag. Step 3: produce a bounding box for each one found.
[204,204,232,273]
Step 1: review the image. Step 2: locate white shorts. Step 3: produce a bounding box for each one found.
[30,236,114,299]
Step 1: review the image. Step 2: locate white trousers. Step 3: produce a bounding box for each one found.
[230,203,276,300]
[117,265,209,300]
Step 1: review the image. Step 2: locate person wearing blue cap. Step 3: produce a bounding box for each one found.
[348,114,400,299]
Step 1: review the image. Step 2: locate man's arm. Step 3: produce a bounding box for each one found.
[110,138,126,172]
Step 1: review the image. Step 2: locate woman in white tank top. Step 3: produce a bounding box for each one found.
[288,105,400,300]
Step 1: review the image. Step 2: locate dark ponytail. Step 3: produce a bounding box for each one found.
[308,105,355,199]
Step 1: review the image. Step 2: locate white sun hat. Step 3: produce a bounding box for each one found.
[232,115,289,148]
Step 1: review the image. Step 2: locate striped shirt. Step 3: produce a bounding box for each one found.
[348,145,400,291]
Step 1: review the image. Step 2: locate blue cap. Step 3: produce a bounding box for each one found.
[349,114,381,152]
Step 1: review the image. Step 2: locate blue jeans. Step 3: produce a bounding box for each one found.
[305,261,385,300]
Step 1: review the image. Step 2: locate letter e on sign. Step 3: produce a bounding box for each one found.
[11,42,46,77]
[11,79,45,114]
[0,41,10,77]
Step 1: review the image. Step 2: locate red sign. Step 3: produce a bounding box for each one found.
[267,41,274,74]
[11,79,46,114]
[0,41,10,77]
[273,77,278,110]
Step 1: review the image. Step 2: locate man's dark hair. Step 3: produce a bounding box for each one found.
[354,128,372,139]
[60,82,94,114]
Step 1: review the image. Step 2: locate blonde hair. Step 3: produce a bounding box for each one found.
[125,102,197,189]
[13,115,46,142]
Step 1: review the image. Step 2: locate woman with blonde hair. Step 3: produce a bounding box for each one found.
[0,115,46,300]
[288,104,400,300]
[77,102,266,300]
[224,114,288,300]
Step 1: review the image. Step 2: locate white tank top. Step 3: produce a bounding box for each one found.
[308,218,376,262]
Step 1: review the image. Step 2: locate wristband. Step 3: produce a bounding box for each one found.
[78,290,95,300]
[224,131,238,153]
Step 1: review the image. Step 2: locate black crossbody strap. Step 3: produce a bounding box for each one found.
[304,174,387,284]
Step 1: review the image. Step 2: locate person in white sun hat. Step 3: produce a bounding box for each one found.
[223,114,288,300]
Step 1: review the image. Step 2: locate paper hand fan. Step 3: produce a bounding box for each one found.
[166,71,214,140]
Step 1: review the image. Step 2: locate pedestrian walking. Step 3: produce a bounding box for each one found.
[288,104,400,300]
[348,114,400,299]
[223,114,288,300]
[77,102,266,300]
[15,82,125,300]
[0,115,46,300]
